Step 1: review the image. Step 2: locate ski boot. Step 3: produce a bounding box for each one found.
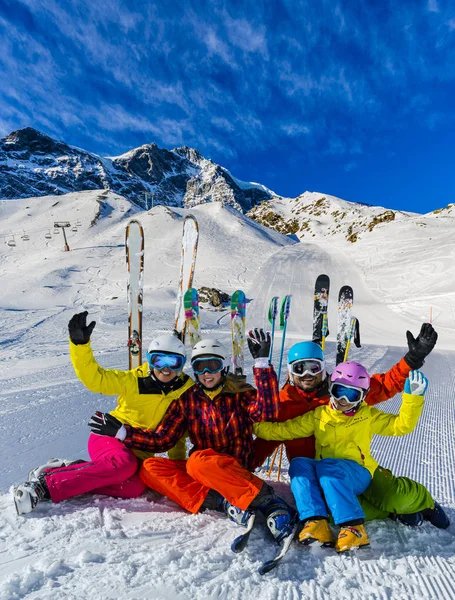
[422,502,450,529]
[28,458,85,481]
[254,488,297,543]
[222,499,256,527]
[298,518,334,547]
[335,524,370,553]
[394,512,424,527]
[14,476,51,515]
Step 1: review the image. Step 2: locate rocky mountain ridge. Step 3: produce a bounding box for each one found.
[0,128,274,211]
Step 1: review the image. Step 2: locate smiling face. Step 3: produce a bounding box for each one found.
[153,367,178,384]
[196,370,223,389]
[292,371,323,393]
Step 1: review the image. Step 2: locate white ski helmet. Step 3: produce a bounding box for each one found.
[148,334,186,357]
[191,338,229,366]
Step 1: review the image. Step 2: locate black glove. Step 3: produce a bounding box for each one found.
[247,328,271,360]
[404,323,438,369]
[88,411,123,437]
[68,311,96,345]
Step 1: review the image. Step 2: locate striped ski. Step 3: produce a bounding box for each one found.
[231,290,247,376]
[312,274,330,349]
[174,215,199,340]
[125,219,144,369]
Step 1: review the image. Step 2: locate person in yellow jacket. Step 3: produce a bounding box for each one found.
[254,361,429,553]
[13,311,194,515]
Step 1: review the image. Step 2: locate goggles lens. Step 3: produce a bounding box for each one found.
[192,357,224,375]
[330,383,363,404]
[147,352,185,371]
[290,359,324,377]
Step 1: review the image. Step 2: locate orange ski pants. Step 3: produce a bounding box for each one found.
[140,448,264,514]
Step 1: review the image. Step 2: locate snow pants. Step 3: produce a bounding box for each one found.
[359,466,434,521]
[289,457,372,525]
[45,434,147,503]
[139,449,264,514]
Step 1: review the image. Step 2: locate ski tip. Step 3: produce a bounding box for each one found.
[258,559,278,575]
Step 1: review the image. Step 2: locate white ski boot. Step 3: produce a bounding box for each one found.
[14,478,50,515]
[28,458,84,481]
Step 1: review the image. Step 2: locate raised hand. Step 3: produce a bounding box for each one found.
[68,311,96,345]
[247,328,271,360]
[404,370,429,396]
[405,323,437,369]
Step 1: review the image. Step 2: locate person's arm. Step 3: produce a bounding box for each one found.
[367,324,437,406]
[69,311,135,396]
[370,371,428,436]
[253,411,315,441]
[245,329,279,421]
[89,399,188,453]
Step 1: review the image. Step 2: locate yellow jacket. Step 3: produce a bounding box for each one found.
[254,392,424,475]
[70,341,194,461]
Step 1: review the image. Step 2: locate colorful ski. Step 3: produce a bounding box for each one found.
[268,296,279,363]
[336,285,354,365]
[125,220,144,369]
[231,290,247,376]
[174,215,199,340]
[184,287,201,347]
[344,316,361,361]
[312,274,330,348]
[277,295,292,382]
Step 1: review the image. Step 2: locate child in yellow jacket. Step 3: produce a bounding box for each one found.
[254,361,428,552]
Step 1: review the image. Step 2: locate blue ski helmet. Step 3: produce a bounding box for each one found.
[287,341,326,384]
[287,341,324,364]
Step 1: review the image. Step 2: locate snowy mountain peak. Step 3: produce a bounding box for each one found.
[0,128,273,211]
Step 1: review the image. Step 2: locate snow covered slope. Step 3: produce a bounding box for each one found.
[0,191,455,598]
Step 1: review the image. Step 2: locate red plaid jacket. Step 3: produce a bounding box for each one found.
[123,367,279,470]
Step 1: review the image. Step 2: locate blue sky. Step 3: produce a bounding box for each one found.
[1,0,454,213]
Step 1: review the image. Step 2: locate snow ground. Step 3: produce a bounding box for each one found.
[0,191,455,599]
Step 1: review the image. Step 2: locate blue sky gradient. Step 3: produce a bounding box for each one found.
[1,0,454,212]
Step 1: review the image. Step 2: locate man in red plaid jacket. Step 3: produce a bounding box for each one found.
[89,329,297,543]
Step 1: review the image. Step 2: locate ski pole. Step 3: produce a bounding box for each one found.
[268,296,279,363]
[321,313,328,351]
[343,316,357,362]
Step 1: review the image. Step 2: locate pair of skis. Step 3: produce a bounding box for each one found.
[312,274,360,364]
[125,215,199,368]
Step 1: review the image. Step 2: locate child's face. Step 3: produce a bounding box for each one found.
[331,396,360,413]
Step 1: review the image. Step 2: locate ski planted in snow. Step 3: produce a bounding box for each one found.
[336,285,354,365]
[258,522,298,575]
[125,219,144,369]
[184,287,201,347]
[312,274,330,349]
[268,296,279,363]
[277,295,292,382]
[174,215,199,341]
[231,512,257,553]
[231,290,247,376]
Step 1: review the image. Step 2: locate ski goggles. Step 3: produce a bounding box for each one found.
[289,359,325,377]
[146,352,185,371]
[192,357,224,375]
[329,383,366,405]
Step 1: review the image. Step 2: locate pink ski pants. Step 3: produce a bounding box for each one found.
[45,434,146,503]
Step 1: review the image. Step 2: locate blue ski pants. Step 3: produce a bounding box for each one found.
[289,457,372,525]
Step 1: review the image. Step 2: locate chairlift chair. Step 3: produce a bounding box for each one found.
[54,227,60,234]
[7,236,16,247]
[21,231,30,241]
[71,226,78,232]
[45,230,52,240]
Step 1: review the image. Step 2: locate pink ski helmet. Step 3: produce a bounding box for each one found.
[330,361,370,390]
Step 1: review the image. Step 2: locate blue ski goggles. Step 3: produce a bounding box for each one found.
[289,359,325,377]
[192,357,224,375]
[146,352,185,372]
[329,383,365,405]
